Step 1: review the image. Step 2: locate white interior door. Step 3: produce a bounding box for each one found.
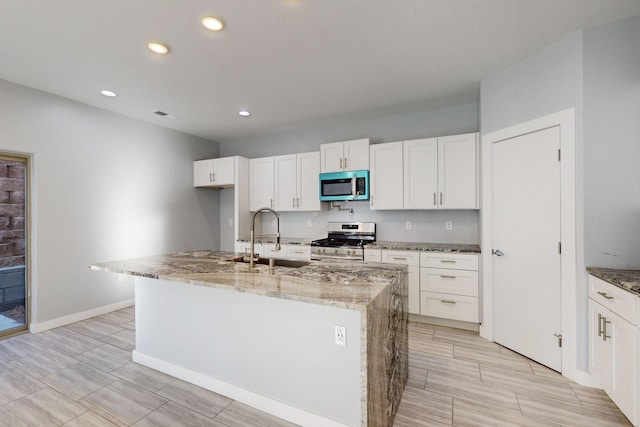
[492,126,562,371]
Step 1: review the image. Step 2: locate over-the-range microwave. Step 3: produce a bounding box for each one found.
[319,170,369,202]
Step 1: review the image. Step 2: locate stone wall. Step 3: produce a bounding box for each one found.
[0,159,25,268]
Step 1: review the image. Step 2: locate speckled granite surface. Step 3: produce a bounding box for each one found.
[91,250,403,310]
[91,250,408,426]
[587,267,640,296]
[365,241,481,253]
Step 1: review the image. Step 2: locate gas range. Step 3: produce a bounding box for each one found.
[311,222,376,261]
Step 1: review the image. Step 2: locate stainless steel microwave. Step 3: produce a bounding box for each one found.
[319,170,369,201]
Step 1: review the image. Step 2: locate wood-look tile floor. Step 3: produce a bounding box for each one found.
[0,309,632,426]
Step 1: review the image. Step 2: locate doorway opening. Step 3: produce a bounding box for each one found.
[0,154,29,337]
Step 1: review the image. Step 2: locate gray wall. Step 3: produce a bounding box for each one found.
[480,32,588,369]
[480,17,640,371]
[0,80,220,324]
[583,16,640,269]
[219,102,481,245]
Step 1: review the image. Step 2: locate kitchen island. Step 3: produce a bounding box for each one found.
[91,250,408,427]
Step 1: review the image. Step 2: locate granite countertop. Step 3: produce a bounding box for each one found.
[587,267,640,296]
[365,241,481,253]
[90,250,404,310]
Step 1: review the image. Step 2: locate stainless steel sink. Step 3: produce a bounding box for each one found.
[227,257,311,269]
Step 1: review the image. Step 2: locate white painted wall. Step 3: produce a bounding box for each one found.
[0,80,220,324]
[480,16,640,372]
[583,15,640,269]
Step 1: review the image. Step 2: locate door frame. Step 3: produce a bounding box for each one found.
[480,108,577,381]
[0,152,32,338]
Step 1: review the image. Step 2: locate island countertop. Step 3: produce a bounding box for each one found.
[90,250,404,311]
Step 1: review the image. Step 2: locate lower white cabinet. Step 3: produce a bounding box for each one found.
[381,250,420,314]
[588,275,638,425]
[234,242,311,261]
[419,252,480,322]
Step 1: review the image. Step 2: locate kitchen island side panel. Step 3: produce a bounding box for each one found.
[134,276,362,426]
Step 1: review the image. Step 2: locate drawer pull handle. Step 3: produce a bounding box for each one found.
[597,291,614,300]
[440,260,456,264]
[392,257,407,260]
[440,275,457,279]
[440,300,457,304]
[292,250,304,254]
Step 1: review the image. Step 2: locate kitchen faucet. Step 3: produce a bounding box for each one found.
[248,207,281,269]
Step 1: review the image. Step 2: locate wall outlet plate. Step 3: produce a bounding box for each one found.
[445,221,453,230]
[405,221,412,230]
[335,325,346,346]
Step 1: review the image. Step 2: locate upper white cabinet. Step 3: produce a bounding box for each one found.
[193,156,235,188]
[370,141,404,209]
[438,133,478,209]
[404,138,438,209]
[320,139,370,173]
[369,133,478,210]
[274,151,321,212]
[249,157,275,211]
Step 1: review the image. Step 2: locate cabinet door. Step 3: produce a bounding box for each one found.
[193,159,214,187]
[438,133,478,209]
[343,139,370,171]
[249,157,275,211]
[609,311,636,421]
[296,151,321,211]
[320,142,344,173]
[212,157,235,186]
[370,141,403,210]
[274,155,297,211]
[404,138,438,209]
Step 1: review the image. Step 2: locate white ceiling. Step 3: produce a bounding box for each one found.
[2,1,640,142]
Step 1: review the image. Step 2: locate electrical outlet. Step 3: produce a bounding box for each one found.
[445,221,453,230]
[228,218,233,227]
[335,325,346,346]
[405,221,412,230]
[307,219,313,227]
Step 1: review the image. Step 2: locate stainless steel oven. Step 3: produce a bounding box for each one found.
[311,222,375,261]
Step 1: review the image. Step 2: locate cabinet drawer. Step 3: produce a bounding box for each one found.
[421,267,478,296]
[381,250,420,267]
[420,253,478,271]
[589,275,637,325]
[420,292,479,322]
[364,249,382,263]
[285,245,311,260]
[262,244,285,259]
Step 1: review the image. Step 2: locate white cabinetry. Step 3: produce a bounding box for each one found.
[437,133,478,209]
[249,157,275,211]
[404,138,438,209]
[285,245,311,260]
[274,152,321,212]
[419,253,479,322]
[364,248,382,263]
[320,139,370,173]
[588,275,637,425]
[370,142,404,209]
[369,133,478,210]
[193,156,235,188]
[381,250,420,314]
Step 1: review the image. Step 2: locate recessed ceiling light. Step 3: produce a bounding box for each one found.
[239,110,251,117]
[147,42,170,54]
[100,90,117,97]
[202,16,225,31]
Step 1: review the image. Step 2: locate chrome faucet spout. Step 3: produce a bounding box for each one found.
[249,207,281,269]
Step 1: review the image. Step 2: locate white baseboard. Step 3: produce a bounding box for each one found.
[133,351,350,427]
[29,299,134,333]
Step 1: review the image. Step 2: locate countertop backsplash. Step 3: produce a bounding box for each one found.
[252,203,480,244]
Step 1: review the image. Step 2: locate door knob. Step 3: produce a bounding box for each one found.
[492,249,504,256]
